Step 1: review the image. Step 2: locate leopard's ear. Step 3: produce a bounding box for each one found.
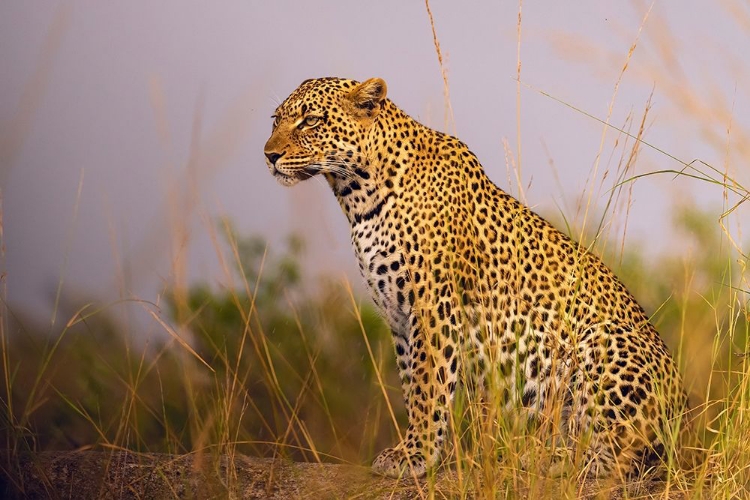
[348,78,387,117]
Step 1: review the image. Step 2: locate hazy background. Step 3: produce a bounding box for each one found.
[2,1,748,339]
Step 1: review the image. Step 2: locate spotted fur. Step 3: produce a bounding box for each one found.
[263,77,687,479]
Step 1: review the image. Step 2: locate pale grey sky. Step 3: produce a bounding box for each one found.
[1,1,748,337]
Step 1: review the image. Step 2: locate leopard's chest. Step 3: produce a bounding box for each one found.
[350,217,410,332]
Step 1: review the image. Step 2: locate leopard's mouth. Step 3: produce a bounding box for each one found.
[270,163,320,186]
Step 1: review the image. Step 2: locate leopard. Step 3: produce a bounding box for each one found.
[263,77,687,480]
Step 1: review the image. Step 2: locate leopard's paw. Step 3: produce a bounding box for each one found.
[372,446,427,478]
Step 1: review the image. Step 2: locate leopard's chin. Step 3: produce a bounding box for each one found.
[273,172,302,187]
[270,164,306,186]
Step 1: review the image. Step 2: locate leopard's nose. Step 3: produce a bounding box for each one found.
[265,151,283,166]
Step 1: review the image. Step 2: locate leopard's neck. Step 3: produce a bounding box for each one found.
[324,101,417,228]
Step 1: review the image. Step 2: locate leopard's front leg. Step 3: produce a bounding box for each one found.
[372,317,459,478]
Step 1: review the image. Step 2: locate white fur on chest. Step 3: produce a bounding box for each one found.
[350,219,410,333]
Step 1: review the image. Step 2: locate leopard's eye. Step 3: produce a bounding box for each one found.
[271,115,281,129]
[299,115,321,129]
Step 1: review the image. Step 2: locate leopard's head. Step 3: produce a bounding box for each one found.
[263,77,387,186]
